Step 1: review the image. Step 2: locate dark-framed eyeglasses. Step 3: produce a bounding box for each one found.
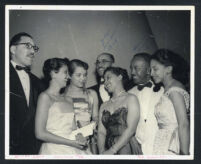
[14,42,39,52]
[95,59,113,65]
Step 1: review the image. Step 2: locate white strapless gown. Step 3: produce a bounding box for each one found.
[39,102,91,155]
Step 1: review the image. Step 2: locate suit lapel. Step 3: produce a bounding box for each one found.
[10,63,36,127]
[23,73,37,128]
[10,63,27,105]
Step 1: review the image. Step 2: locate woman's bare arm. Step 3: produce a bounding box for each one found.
[169,91,190,155]
[35,92,86,149]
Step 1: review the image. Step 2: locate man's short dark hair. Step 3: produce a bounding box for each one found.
[10,32,33,48]
[100,52,115,63]
[131,52,151,66]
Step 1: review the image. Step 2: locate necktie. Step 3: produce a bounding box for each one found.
[16,65,31,73]
[137,81,152,91]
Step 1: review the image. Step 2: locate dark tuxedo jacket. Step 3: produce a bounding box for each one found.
[9,63,45,155]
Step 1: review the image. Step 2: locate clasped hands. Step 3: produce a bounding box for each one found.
[74,133,89,150]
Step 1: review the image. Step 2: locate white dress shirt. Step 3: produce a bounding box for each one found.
[11,60,30,106]
[99,79,110,102]
[128,81,164,155]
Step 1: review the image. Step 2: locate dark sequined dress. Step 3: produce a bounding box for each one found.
[102,107,141,154]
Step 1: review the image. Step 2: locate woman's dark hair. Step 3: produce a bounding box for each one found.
[104,67,129,90]
[42,58,69,85]
[151,49,190,88]
[68,59,89,76]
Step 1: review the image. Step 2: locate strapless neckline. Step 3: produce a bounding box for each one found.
[49,101,74,114]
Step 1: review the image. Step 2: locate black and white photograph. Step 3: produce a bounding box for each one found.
[4,5,194,160]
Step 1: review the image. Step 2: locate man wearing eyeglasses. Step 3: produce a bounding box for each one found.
[89,53,115,108]
[9,32,45,155]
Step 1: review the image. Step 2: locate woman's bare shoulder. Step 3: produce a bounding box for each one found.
[37,91,53,110]
[100,101,110,111]
[39,91,51,101]
[87,88,98,97]
[65,95,73,103]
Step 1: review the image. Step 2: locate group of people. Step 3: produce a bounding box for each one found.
[9,32,190,156]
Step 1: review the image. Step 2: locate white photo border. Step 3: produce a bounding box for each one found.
[5,5,195,160]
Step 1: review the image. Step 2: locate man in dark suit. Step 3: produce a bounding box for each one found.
[9,32,45,155]
[89,53,115,108]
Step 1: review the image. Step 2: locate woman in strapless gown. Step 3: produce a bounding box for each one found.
[97,67,141,155]
[39,101,91,155]
[64,59,99,154]
[35,58,90,155]
[101,106,140,154]
[150,49,190,155]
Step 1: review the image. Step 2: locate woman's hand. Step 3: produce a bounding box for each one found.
[71,141,86,150]
[71,133,88,150]
[74,133,88,150]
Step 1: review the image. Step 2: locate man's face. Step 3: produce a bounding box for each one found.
[130,57,150,85]
[10,36,36,67]
[96,54,113,77]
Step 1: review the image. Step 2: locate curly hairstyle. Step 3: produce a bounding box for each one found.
[151,49,190,87]
[104,67,129,90]
[42,58,69,84]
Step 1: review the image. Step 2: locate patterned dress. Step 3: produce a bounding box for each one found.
[153,87,190,155]
[73,97,92,127]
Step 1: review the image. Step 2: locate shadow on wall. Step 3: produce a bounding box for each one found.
[9,10,190,87]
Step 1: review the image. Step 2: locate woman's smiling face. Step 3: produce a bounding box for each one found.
[70,66,87,88]
[104,71,121,93]
[150,59,167,84]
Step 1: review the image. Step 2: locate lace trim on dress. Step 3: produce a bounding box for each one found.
[165,87,190,113]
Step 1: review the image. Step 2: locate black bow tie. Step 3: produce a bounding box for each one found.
[153,83,163,92]
[137,81,152,91]
[16,65,31,73]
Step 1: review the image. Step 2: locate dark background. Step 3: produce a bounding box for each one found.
[0,0,201,164]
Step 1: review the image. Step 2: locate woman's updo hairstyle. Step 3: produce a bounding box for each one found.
[43,57,69,84]
[68,59,89,76]
[151,49,189,87]
[104,67,129,90]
